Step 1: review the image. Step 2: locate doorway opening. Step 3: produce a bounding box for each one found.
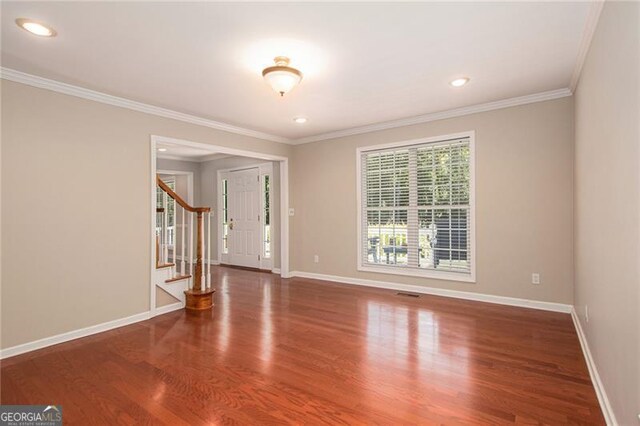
[218,163,275,270]
[149,135,290,316]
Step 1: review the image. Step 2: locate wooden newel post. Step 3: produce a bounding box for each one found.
[194,212,204,291]
[184,209,215,311]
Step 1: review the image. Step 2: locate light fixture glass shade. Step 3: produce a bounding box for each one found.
[262,57,303,96]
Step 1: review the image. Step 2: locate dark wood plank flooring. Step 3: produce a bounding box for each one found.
[1,267,604,424]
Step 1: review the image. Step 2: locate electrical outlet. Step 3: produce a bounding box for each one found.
[288,208,295,216]
[585,305,589,323]
[314,254,319,263]
[531,273,540,284]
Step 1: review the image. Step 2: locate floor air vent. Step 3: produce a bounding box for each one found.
[396,292,420,298]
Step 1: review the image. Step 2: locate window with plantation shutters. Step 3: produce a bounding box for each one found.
[358,133,475,282]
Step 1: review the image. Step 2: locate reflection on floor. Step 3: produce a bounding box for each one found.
[1,267,604,424]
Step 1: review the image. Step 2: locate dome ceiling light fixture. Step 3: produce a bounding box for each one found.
[262,56,303,97]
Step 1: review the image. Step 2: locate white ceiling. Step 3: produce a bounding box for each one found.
[1,2,591,142]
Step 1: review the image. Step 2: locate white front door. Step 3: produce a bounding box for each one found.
[228,168,261,268]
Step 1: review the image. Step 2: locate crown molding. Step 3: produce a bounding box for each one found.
[0,67,292,145]
[293,88,573,144]
[569,1,605,92]
[2,67,574,147]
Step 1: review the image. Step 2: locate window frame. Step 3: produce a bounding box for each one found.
[221,178,229,255]
[156,176,177,248]
[356,131,476,283]
[262,174,272,260]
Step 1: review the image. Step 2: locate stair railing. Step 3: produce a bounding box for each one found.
[156,175,212,293]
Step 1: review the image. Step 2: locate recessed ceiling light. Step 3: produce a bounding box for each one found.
[293,117,307,124]
[158,148,168,152]
[15,18,57,37]
[450,77,470,87]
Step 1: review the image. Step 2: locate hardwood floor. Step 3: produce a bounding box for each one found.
[1,267,604,424]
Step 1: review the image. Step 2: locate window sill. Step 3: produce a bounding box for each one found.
[357,264,476,283]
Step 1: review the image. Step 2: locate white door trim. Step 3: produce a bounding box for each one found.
[217,162,274,270]
[149,135,290,316]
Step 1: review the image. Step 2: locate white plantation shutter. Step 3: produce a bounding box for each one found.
[360,136,473,277]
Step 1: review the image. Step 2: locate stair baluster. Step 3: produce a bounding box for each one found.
[180,205,185,276]
[156,175,214,310]
[189,211,194,289]
[207,212,212,289]
[194,212,204,293]
[162,190,169,270]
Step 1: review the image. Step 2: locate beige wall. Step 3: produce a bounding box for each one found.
[290,97,574,304]
[0,80,291,349]
[574,2,639,424]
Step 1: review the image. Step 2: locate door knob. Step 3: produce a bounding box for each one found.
[229,219,234,230]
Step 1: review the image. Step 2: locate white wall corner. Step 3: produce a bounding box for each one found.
[570,308,618,425]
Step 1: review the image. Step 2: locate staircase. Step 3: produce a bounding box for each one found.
[155,175,214,310]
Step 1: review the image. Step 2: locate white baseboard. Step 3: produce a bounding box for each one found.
[288,271,572,313]
[272,268,281,274]
[154,302,184,316]
[571,308,617,425]
[0,303,185,360]
[0,311,149,360]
